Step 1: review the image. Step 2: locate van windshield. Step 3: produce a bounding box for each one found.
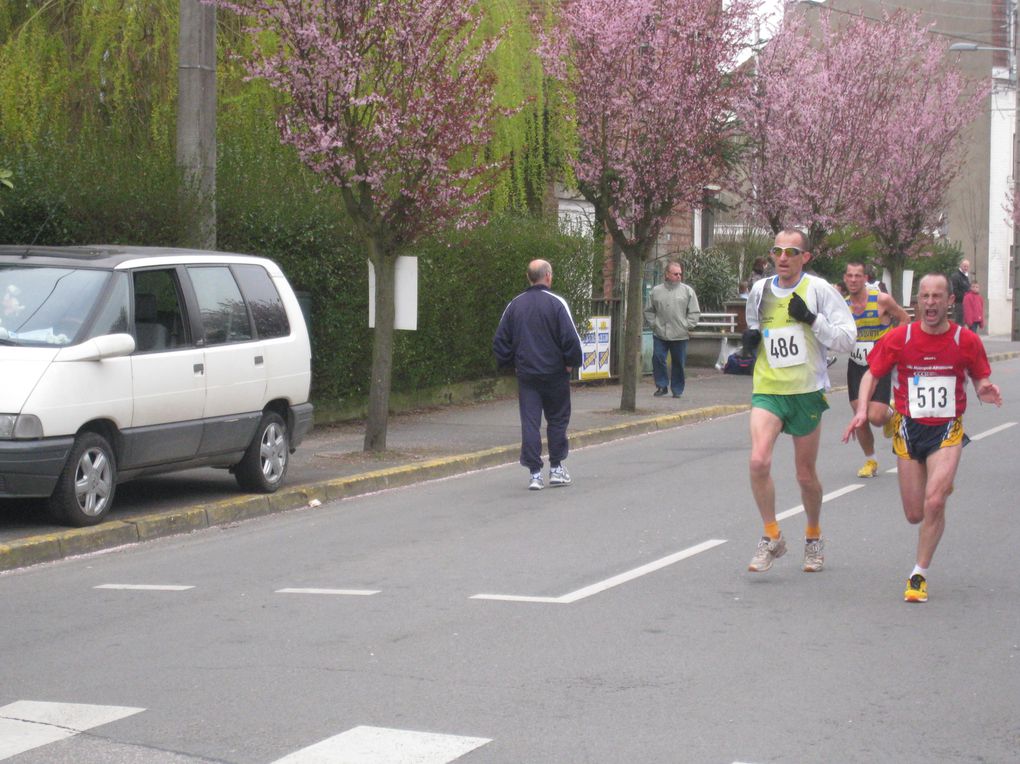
[0,266,112,347]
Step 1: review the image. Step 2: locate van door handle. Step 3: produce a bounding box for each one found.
[194,363,204,375]
[254,355,264,366]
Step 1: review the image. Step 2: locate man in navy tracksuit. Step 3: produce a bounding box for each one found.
[493,259,583,490]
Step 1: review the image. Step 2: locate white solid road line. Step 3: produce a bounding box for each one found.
[271,725,490,764]
[775,483,865,521]
[275,588,380,596]
[968,420,1017,441]
[0,700,144,760]
[471,539,727,604]
[93,584,194,591]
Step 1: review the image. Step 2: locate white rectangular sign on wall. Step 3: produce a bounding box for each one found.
[368,256,418,331]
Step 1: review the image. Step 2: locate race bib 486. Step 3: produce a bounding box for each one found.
[764,325,807,368]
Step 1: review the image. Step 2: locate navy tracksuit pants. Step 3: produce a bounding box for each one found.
[517,372,571,472]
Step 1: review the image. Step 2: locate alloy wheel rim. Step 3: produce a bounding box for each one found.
[73,447,112,516]
[259,422,287,483]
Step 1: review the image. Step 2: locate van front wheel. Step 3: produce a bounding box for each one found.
[235,411,289,493]
[48,432,117,526]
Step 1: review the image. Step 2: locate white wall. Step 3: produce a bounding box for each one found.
[986,74,1016,335]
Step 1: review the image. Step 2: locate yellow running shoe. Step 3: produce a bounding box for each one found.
[883,411,897,439]
[904,574,927,603]
[857,458,878,478]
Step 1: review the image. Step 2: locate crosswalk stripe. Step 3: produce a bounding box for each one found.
[270,725,491,763]
[0,701,144,760]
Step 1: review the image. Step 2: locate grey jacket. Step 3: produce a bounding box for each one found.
[644,281,701,341]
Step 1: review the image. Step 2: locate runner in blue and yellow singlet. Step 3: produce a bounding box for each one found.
[743,230,856,575]
[842,261,909,478]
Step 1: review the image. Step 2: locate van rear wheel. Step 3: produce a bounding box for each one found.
[48,432,117,526]
[235,411,289,493]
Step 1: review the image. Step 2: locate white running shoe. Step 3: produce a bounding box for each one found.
[748,534,787,572]
[549,465,571,487]
[528,471,544,491]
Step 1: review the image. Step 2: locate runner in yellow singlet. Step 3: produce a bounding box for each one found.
[744,230,856,574]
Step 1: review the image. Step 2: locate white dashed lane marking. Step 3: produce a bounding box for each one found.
[275,588,380,596]
[93,584,194,591]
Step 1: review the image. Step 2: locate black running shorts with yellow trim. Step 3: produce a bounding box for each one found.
[847,362,892,405]
[752,390,829,436]
[889,412,969,462]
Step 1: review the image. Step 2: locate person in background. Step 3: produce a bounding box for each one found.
[738,280,750,300]
[949,259,970,324]
[962,281,984,333]
[493,259,583,491]
[748,257,767,287]
[842,261,910,478]
[644,260,700,399]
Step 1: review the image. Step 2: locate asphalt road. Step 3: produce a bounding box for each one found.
[1,359,1017,762]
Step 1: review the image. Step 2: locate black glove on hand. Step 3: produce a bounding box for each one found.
[788,292,817,325]
[740,329,762,357]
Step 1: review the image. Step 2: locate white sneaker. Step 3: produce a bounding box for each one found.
[803,538,825,572]
[528,471,544,491]
[748,534,787,572]
[549,465,571,487]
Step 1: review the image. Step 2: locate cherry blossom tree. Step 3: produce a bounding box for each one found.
[541,0,755,411]
[856,15,988,289]
[214,0,508,450]
[735,12,900,252]
[736,10,987,287]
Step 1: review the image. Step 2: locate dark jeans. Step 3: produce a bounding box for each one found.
[652,336,688,395]
[517,371,571,472]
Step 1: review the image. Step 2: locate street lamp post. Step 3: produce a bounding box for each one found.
[950,39,1020,340]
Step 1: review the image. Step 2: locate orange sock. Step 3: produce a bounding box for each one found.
[764,521,781,540]
[806,525,821,540]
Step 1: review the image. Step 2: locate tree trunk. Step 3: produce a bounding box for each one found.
[618,250,646,412]
[364,240,396,451]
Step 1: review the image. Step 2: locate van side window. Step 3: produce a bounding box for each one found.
[133,269,189,352]
[233,264,290,339]
[86,272,130,339]
[188,266,253,345]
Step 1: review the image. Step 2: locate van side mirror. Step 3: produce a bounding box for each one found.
[54,333,137,362]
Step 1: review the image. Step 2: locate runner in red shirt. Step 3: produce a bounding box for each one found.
[841,273,1001,603]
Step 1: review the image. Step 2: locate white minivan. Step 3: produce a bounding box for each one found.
[0,245,314,526]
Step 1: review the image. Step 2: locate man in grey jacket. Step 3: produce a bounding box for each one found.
[644,260,701,398]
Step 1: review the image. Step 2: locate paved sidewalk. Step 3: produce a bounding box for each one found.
[2,336,1017,572]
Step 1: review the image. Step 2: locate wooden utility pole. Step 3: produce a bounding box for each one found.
[177,0,217,249]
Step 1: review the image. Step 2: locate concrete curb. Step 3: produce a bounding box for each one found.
[2,351,1015,573]
[0,403,745,573]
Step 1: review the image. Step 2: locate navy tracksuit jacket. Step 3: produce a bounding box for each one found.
[493,284,583,472]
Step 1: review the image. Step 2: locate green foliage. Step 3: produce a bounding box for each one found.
[392,214,597,392]
[676,246,739,312]
[0,139,187,244]
[0,167,11,215]
[0,0,591,405]
[907,238,964,281]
